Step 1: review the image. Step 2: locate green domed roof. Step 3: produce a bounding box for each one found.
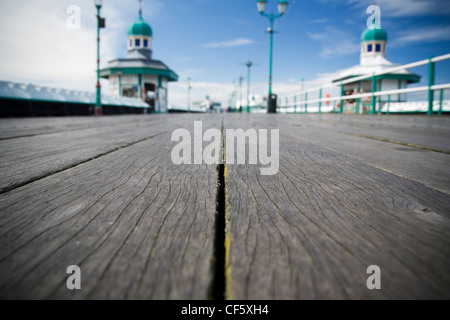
[361,28,387,42]
[128,15,152,37]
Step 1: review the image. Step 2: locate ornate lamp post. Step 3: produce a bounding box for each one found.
[239,76,244,112]
[257,0,288,113]
[94,0,105,116]
[245,61,253,113]
[187,77,192,113]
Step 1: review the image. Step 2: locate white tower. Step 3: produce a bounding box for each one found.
[360,27,388,65]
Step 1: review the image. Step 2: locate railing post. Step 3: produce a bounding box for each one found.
[378,95,382,113]
[378,80,382,113]
[428,56,435,115]
[305,92,308,114]
[439,89,444,116]
[319,88,322,114]
[285,97,288,113]
[371,73,376,114]
[357,82,361,114]
[294,95,297,114]
[339,83,344,114]
[387,94,391,115]
[277,97,281,113]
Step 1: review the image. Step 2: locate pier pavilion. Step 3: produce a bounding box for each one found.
[332,26,421,113]
[100,4,178,113]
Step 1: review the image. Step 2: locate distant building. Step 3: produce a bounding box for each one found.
[192,97,222,113]
[101,5,178,113]
[332,26,421,113]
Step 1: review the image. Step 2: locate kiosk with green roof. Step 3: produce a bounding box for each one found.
[332,25,421,113]
[101,2,178,113]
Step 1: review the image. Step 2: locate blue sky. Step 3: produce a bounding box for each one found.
[0,0,449,107]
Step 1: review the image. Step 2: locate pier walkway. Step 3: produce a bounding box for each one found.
[0,114,449,299]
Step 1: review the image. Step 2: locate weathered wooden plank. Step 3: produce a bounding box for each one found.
[224,115,450,299]
[282,114,450,153]
[0,115,194,193]
[0,116,146,140]
[1,113,449,300]
[272,117,450,194]
[0,116,221,299]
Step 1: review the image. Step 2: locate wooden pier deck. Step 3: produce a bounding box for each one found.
[0,114,449,300]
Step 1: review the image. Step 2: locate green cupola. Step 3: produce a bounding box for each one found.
[127,4,153,59]
[361,28,388,42]
[128,12,153,37]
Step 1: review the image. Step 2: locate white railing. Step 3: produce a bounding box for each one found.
[277,53,450,115]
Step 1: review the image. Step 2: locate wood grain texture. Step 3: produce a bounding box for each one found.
[0,116,146,140]
[274,116,450,194]
[1,113,449,300]
[0,115,221,299]
[224,115,450,299]
[0,115,196,193]
[281,114,450,153]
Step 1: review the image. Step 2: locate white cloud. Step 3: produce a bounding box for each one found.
[307,32,327,41]
[0,0,161,92]
[317,0,450,17]
[273,73,342,97]
[167,72,344,109]
[202,38,255,48]
[393,25,450,45]
[178,69,205,79]
[236,19,253,26]
[308,18,330,24]
[307,26,360,59]
[356,0,450,17]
